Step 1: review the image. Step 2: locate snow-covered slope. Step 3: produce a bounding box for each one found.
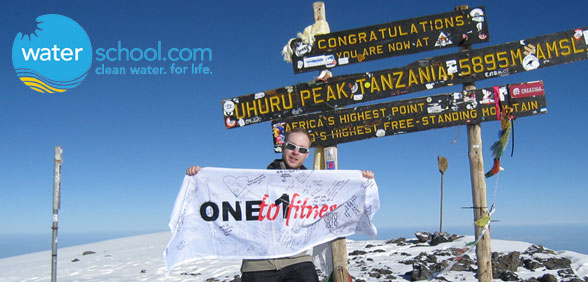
[1,232,586,282]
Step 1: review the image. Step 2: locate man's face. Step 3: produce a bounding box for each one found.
[282,132,311,169]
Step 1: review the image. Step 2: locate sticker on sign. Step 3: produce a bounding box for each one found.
[303,54,336,68]
[509,81,545,99]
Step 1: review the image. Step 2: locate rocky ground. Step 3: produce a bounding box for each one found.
[207,232,588,282]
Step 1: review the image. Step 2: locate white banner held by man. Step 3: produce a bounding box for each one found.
[164,167,379,270]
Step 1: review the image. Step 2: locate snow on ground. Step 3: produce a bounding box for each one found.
[0,232,587,282]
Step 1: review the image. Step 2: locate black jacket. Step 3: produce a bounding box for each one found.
[267,159,307,170]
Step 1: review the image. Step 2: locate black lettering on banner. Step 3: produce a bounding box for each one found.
[246,200,262,221]
[222,201,242,221]
[272,81,547,149]
[223,27,586,129]
[200,201,219,221]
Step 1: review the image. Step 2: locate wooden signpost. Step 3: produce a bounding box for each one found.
[271,81,547,148]
[289,6,490,73]
[221,2,587,281]
[222,27,587,129]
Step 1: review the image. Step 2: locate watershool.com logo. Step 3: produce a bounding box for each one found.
[12,14,92,93]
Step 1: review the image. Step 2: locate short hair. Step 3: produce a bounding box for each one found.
[285,127,312,147]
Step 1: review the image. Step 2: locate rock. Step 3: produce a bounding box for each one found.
[365,244,376,248]
[71,258,79,262]
[537,273,558,282]
[521,278,540,282]
[415,231,431,243]
[140,269,146,273]
[523,258,544,271]
[204,278,220,282]
[492,252,521,280]
[180,272,201,276]
[371,267,393,275]
[368,272,381,278]
[524,245,557,256]
[540,257,572,270]
[452,255,476,272]
[492,251,521,272]
[370,249,386,253]
[415,252,437,264]
[449,234,463,242]
[498,270,519,281]
[430,232,451,246]
[410,263,433,281]
[386,237,406,245]
[557,268,576,278]
[349,250,367,256]
[433,250,452,257]
[82,251,96,256]
[228,275,241,282]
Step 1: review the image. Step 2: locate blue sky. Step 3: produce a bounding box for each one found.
[2,0,587,255]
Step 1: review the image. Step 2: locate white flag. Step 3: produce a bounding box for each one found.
[164,167,379,270]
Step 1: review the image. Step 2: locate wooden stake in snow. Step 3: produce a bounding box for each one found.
[438,155,448,233]
[51,146,62,282]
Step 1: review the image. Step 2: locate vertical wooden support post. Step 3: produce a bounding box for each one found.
[313,146,325,170]
[324,146,349,282]
[455,5,493,281]
[311,3,349,281]
[51,146,63,282]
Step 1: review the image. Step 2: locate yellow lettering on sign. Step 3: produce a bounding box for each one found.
[510,48,523,66]
[482,107,496,117]
[326,85,336,101]
[546,41,559,58]
[455,15,465,26]
[300,89,311,106]
[572,37,585,54]
[359,32,367,44]
[390,103,425,116]
[380,73,394,91]
[370,31,378,41]
[383,118,415,130]
[408,69,419,86]
[312,87,323,104]
[370,75,381,93]
[282,94,293,110]
[536,44,547,60]
[336,82,348,99]
[270,96,281,113]
[559,38,572,56]
[394,71,406,88]
[410,23,418,34]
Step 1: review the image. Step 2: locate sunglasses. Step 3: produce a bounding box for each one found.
[284,142,310,154]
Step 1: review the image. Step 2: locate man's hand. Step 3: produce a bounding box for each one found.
[186,166,201,176]
[361,170,374,179]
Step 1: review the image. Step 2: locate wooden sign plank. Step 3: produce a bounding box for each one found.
[290,7,489,73]
[271,81,547,149]
[223,27,586,129]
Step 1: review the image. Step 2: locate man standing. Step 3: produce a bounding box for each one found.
[186,128,374,282]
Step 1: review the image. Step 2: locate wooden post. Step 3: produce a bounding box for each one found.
[310,3,349,281]
[324,146,349,282]
[456,5,493,281]
[438,156,448,233]
[51,146,63,282]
